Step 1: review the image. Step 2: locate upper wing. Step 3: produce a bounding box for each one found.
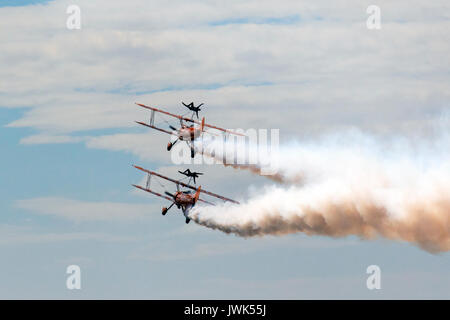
[133,165,240,204]
[136,103,190,123]
[135,103,245,137]
[200,122,246,137]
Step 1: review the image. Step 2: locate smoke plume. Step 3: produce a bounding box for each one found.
[190,125,450,253]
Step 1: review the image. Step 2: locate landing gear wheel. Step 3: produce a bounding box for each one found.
[190,148,195,158]
[167,142,173,151]
[185,217,191,224]
[162,207,168,215]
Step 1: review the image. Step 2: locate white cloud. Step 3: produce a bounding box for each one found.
[1,1,449,299]
[20,134,86,144]
[0,224,136,245]
[128,235,359,262]
[1,0,449,144]
[14,197,160,222]
[85,132,171,162]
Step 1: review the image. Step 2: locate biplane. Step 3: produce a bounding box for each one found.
[135,102,245,158]
[132,165,239,224]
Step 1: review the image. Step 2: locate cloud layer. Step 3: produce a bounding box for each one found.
[2,1,449,163]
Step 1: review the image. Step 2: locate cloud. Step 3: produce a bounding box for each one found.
[1,0,449,300]
[0,224,136,245]
[128,230,360,262]
[85,132,171,162]
[20,134,86,144]
[128,240,257,262]
[14,197,160,222]
[1,0,449,146]
[199,271,450,299]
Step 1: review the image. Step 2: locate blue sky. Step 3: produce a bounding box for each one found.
[0,0,449,299]
[209,15,302,26]
[0,0,52,7]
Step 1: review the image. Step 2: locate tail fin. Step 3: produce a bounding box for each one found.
[201,117,205,131]
[194,186,201,204]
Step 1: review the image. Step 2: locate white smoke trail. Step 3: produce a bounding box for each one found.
[190,122,450,253]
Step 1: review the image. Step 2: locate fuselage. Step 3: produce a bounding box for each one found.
[174,191,195,206]
[174,192,194,216]
[177,126,201,141]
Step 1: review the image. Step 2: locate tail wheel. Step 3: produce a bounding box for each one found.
[167,142,173,151]
[162,207,168,215]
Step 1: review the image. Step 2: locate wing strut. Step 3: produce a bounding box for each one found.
[146,173,151,189]
[149,109,155,126]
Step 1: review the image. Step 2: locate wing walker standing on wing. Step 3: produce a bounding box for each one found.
[132,102,240,224]
[132,165,239,224]
[135,102,245,158]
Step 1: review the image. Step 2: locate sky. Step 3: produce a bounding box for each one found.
[0,0,449,299]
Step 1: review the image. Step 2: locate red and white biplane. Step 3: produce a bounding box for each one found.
[132,165,239,224]
[135,102,245,158]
